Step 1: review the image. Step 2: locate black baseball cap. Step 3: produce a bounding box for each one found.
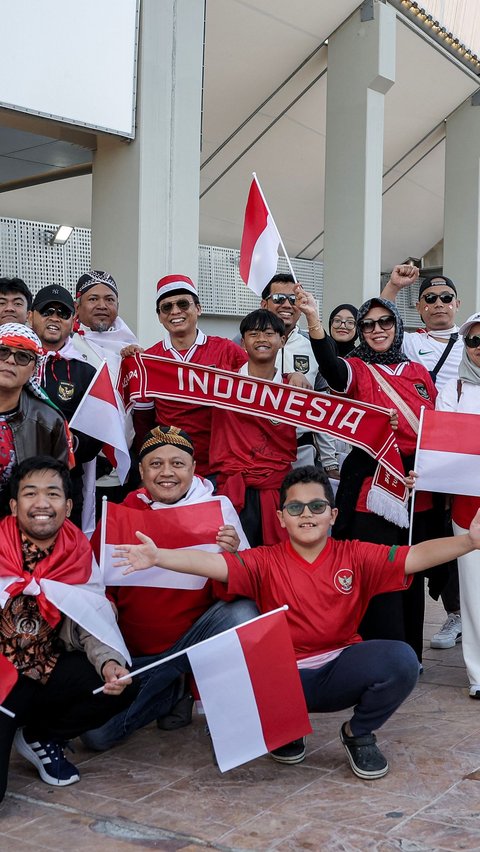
[32,285,75,313]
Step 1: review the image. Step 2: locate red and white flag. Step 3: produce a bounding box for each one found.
[99,498,247,588]
[69,361,130,484]
[0,654,18,716]
[240,175,281,296]
[415,410,480,496]
[188,609,311,771]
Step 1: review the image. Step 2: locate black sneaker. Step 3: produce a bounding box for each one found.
[340,722,388,780]
[270,737,306,765]
[157,692,194,731]
[14,729,80,787]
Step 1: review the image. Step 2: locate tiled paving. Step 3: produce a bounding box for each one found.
[1,594,479,851]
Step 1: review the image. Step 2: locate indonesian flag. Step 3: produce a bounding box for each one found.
[69,361,130,484]
[415,410,480,496]
[0,654,18,714]
[240,174,281,296]
[187,609,311,771]
[100,498,248,588]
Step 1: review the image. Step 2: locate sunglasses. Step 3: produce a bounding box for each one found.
[283,499,330,516]
[358,315,395,334]
[465,335,480,349]
[331,317,356,330]
[0,345,36,366]
[267,293,296,306]
[421,292,455,305]
[158,298,194,315]
[39,305,73,320]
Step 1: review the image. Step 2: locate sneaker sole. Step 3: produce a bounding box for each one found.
[14,732,80,787]
[340,732,388,780]
[430,634,462,649]
[270,748,306,765]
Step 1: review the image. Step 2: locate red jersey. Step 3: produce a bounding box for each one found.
[223,538,410,660]
[136,331,247,475]
[452,496,480,530]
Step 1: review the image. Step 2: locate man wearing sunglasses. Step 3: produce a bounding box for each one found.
[133,275,247,476]
[382,266,464,652]
[260,274,339,477]
[31,285,102,528]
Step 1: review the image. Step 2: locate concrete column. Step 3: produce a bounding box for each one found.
[90,0,204,347]
[444,94,480,315]
[323,0,395,320]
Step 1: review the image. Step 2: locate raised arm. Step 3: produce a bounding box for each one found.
[405,509,480,574]
[114,532,229,582]
[293,286,348,391]
[380,264,419,303]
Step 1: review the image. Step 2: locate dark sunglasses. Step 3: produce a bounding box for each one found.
[331,317,356,330]
[39,305,73,320]
[283,499,330,516]
[465,335,480,349]
[358,315,395,334]
[267,293,296,306]
[421,292,455,305]
[158,298,194,315]
[0,345,36,366]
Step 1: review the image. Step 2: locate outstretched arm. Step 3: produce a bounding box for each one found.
[114,532,229,582]
[405,509,480,574]
[381,264,419,302]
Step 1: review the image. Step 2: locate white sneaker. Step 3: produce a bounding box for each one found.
[430,613,462,649]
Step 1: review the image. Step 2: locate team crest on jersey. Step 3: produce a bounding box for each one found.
[334,568,354,594]
[293,354,309,374]
[414,383,430,401]
[57,381,75,401]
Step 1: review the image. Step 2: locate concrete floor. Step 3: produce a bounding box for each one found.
[1,593,480,852]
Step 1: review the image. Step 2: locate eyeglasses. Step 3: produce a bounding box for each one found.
[465,335,480,349]
[421,292,455,305]
[283,499,330,516]
[358,316,395,334]
[331,317,356,330]
[0,345,36,366]
[158,298,194,315]
[267,293,296,306]
[39,305,73,320]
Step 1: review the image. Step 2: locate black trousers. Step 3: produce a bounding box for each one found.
[0,651,136,803]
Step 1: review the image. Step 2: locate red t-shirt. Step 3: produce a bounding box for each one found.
[452,496,480,530]
[140,335,247,475]
[223,538,411,660]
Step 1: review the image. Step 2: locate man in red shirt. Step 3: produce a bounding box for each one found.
[133,275,247,475]
[116,466,480,779]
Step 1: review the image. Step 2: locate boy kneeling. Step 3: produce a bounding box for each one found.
[115,466,480,780]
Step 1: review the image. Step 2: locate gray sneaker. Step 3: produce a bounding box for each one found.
[430,613,462,649]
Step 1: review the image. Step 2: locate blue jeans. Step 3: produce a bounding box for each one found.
[300,639,418,736]
[82,598,258,750]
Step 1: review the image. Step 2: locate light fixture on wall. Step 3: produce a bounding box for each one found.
[45,225,74,246]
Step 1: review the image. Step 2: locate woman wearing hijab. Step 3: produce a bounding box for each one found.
[436,312,480,698]
[328,304,358,357]
[296,290,437,661]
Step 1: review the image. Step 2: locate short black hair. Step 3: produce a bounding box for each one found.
[156,289,200,312]
[0,277,33,311]
[261,273,296,300]
[279,465,335,510]
[9,456,72,501]
[239,309,286,338]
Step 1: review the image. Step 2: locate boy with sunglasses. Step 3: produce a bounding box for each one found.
[31,285,102,527]
[115,464,480,780]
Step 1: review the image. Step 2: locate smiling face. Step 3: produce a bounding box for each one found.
[76,284,118,332]
[156,294,201,343]
[242,325,285,366]
[330,309,357,344]
[360,306,396,353]
[277,481,337,554]
[466,321,480,370]
[139,443,196,504]
[10,469,72,549]
[32,303,74,351]
[0,291,30,325]
[416,281,460,331]
[261,282,301,334]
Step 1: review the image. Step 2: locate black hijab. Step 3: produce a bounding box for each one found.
[351,297,408,365]
[328,303,358,357]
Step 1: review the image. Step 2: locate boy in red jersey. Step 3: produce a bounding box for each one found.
[115,465,480,780]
